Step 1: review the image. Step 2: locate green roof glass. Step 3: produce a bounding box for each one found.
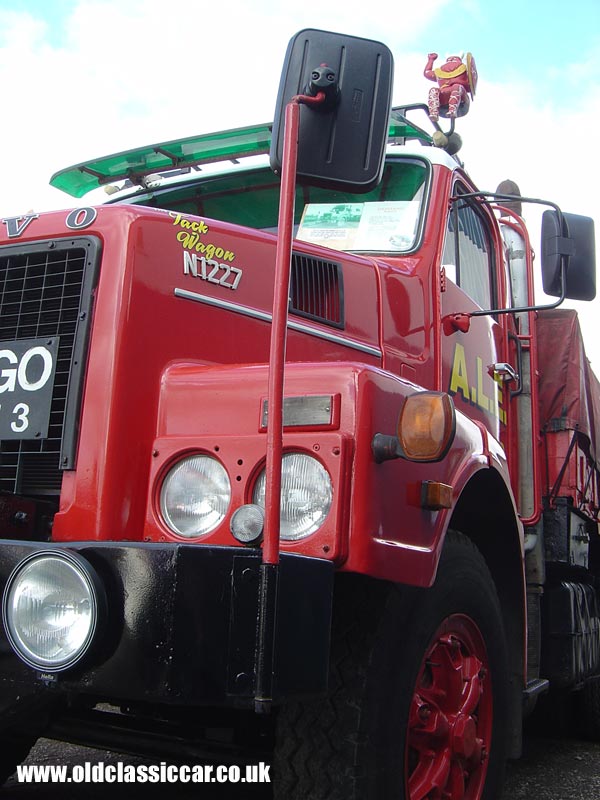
[50,113,432,198]
[388,111,433,144]
[50,123,273,198]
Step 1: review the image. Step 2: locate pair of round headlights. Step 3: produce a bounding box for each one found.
[159,452,333,542]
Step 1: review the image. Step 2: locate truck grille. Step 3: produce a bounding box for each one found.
[290,253,344,329]
[0,237,99,495]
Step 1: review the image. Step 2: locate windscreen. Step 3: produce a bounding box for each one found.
[120,157,429,255]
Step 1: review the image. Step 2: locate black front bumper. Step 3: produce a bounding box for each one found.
[0,541,334,716]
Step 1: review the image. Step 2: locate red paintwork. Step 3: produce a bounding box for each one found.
[145,362,353,563]
[42,205,382,546]
[538,309,600,519]
[2,149,533,591]
[142,357,508,585]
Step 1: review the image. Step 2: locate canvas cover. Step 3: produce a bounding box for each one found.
[537,308,600,469]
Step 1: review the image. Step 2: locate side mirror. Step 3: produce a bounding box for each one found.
[270,28,394,193]
[541,210,596,301]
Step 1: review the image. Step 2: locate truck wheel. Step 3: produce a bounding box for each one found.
[274,532,509,799]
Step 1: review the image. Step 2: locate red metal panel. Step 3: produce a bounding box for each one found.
[49,206,381,543]
[538,308,600,518]
[538,308,600,463]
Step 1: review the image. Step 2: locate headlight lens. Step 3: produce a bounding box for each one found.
[160,455,231,537]
[252,452,332,540]
[2,552,102,672]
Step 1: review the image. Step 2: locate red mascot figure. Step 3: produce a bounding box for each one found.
[424,53,477,121]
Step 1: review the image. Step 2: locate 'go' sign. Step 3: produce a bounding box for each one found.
[0,338,59,440]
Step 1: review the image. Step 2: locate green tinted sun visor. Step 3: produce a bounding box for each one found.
[50,112,433,198]
[50,123,273,198]
[388,111,433,144]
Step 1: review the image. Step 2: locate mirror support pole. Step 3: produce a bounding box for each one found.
[255,93,325,714]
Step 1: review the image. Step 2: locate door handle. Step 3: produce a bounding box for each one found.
[490,362,519,384]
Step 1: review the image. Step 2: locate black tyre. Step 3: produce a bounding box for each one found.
[274,531,510,799]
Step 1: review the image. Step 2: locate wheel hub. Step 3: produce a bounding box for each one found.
[451,713,478,761]
[406,616,493,799]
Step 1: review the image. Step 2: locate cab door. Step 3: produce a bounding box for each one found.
[439,185,510,449]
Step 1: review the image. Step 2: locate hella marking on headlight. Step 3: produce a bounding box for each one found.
[2,551,105,672]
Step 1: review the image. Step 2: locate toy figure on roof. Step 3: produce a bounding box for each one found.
[424,52,477,121]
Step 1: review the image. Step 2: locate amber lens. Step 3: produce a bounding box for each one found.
[398,393,455,461]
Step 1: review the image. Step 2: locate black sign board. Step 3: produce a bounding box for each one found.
[0,338,59,440]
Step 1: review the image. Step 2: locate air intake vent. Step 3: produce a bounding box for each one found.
[289,253,344,329]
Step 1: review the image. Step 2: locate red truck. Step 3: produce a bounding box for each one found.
[0,29,597,799]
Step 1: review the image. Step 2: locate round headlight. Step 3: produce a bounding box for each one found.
[252,452,332,540]
[160,455,231,538]
[2,551,103,672]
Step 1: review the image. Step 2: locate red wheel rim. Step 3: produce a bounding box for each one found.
[406,614,493,799]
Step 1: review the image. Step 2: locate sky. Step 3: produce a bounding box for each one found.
[0,0,599,362]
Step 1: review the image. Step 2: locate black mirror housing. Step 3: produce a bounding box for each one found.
[270,28,394,193]
[541,210,596,301]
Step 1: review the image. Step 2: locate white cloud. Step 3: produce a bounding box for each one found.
[0,0,454,213]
